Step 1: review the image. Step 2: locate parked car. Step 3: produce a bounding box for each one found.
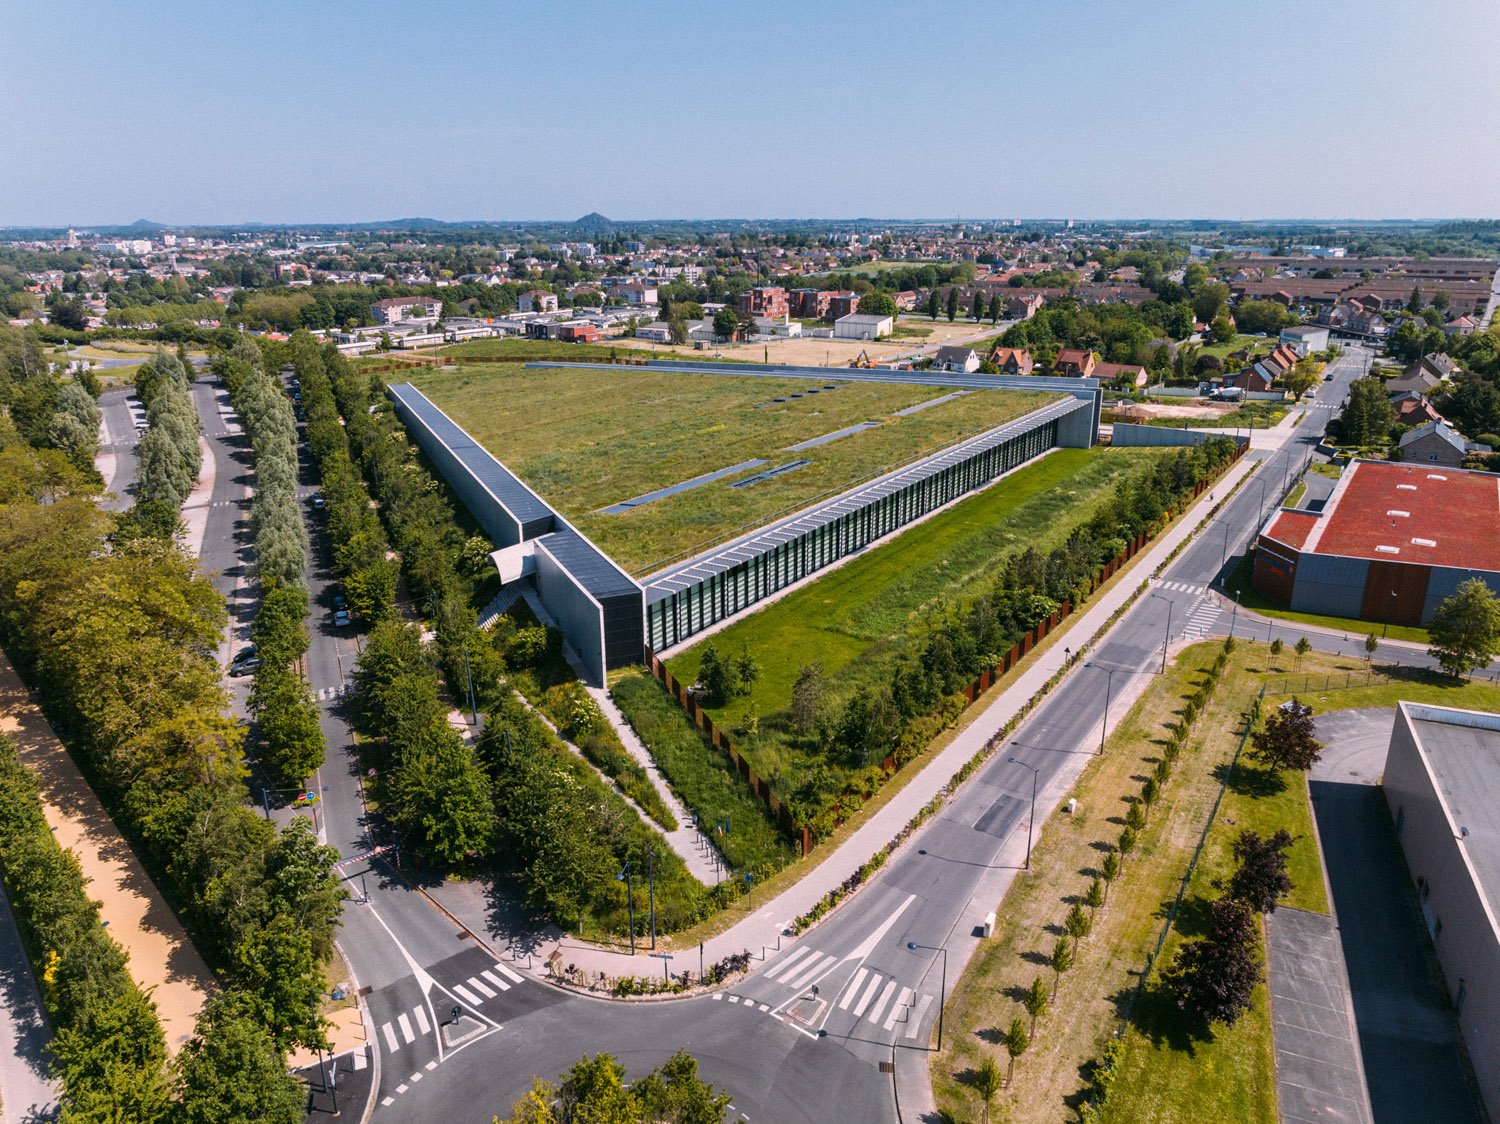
[333,609,351,627]
[333,593,347,611]
[311,493,325,510]
[229,655,262,677]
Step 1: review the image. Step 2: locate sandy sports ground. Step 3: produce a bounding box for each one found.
[0,654,213,1052]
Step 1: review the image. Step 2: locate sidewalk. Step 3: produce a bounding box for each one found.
[433,455,1258,982]
[0,655,214,1053]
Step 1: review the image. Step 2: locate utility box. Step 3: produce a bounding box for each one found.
[1067,798,1078,815]
[982,911,996,939]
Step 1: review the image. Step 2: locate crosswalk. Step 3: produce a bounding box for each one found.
[315,682,351,702]
[759,946,934,1037]
[376,962,523,1057]
[1182,598,1222,639]
[1153,579,1206,596]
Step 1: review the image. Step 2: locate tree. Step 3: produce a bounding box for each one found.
[1023,975,1049,1036]
[1004,1016,1029,1082]
[974,1054,1004,1123]
[696,643,738,704]
[1100,849,1120,901]
[1161,898,1262,1027]
[631,1048,735,1123]
[1193,282,1230,325]
[972,291,985,321]
[385,724,494,866]
[1064,901,1091,943]
[1049,937,1074,999]
[711,307,739,341]
[1365,632,1379,661]
[858,290,896,318]
[1117,826,1137,867]
[1428,577,1500,677]
[1125,801,1146,832]
[989,293,1002,324]
[790,662,827,734]
[497,1050,732,1124]
[926,289,941,320]
[1269,637,1283,660]
[1209,314,1237,344]
[1294,635,1311,669]
[1234,299,1291,335]
[1408,285,1424,314]
[734,645,761,697]
[1337,377,1396,446]
[946,287,959,322]
[1250,697,1323,772]
[174,989,305,1124]
[1227,829,1295,913]
[1084,877,1105,918]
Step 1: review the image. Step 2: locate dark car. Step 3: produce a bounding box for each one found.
[229,655,262,677]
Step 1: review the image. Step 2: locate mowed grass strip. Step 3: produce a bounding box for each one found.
[410,363,1050,573]
[667,448,1162,781]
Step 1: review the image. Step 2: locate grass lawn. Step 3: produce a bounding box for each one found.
[1225,552,1431,644]
[1309,460,1343,479]
[1196,333,1275,361]
[1283,480,1308,507]
[666,447,1163,804]
[410,363,1051,574]
[435,338,698,362]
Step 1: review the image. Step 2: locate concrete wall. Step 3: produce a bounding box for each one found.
[1383,707,1500,1120]
[1111,422,1235,448]
[532,540,606,685]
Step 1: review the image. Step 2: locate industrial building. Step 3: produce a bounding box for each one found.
[1382,702,1500,1119]
[1253,460,1500,626]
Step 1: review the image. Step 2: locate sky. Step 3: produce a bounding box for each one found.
[3,0,1499,226]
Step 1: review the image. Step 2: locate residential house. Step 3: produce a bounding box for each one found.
[1005,292,1045,320]
[933,346,981,373]
[1386,368,1444,397]
[1053,348,1096,377]
[519,290,558,313]
[370,296,442,325]
[1408,353,1459,381]
[1398,420,1488,466]
[1444,315,1480,337]
[1092,362,1149,389]
[1228,362,1275,392]
[1392,392,1445,427]
[991,347,1034,375]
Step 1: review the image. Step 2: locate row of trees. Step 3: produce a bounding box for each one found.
[774,438,1240,837]
[498,1050,732,1124]
[0,424,345,1118]
[134,352,202,516]
[0,325,100,481]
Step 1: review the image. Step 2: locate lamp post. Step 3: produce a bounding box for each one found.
[616,862,636,954]
[647,846,657,951]
[1148,592,1172,674]
[906,941,948,1050]
[1097,666,1116,754]
[1230,589,1242,637]
[1007,757,1040,870]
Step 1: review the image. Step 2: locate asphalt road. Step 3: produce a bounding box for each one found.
[0,883,56,1124]
[95,385,143,511]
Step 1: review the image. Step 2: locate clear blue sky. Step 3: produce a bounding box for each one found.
[4,0,1498,226]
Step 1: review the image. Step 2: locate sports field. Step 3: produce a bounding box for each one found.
[410,363,1053,574]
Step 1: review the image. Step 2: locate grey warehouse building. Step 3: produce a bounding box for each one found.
[1383,702,1500,1119]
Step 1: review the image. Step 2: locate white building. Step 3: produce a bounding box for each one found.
[833,312,893,340]
[634,322,674,343]
[519,290,558,313]
[371,296,442,325]
[1279,324,1331,357]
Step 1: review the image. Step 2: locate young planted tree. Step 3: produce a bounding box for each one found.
[1023,976,1050,1036]
[790,661,828,734]
[1049,937,1074,999]
[1004,1017,1029,1082]
[974,1054,1004,1124]
[1100,849,1121,901]
[1269,636,1283,660]
[1250,697,1323,772]
[1161,897,1262,1027]
[1125,800,1146,832]
[1140,776,1160,815]
[926,289,941,320]
[1428,577,1500,678]
[1065,901,1092,943]
[1365,632,1380,661]
[1227,828,1296,914]
[972,291,985,321]
[1294,635,1311,669]
[988,293,1002,324]
[1084,877,1105,919]
[1117,826,1137,868]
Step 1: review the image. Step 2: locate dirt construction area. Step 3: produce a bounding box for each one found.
[1111,399,1241,421]
[615,315,1005,368]
[0,654,213,1052]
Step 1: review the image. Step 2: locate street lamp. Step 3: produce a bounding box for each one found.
[1096,666,1116,754]
[616,862,636,954]
[1230,589,1242,637]
[1383,589,1397,639]
[1007,757,1040,870]
[906,941,948,1050]
[1148,592,1172,674]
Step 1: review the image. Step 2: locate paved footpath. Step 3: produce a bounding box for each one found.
[0,881,56,1124]
[435,455,1258,980]
[0,655,214,1053]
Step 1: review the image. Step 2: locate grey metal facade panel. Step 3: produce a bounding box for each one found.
[1423,565,1500,623]
[1289,553,1369,619]
[536,526,641,602]
[532,545,607,684]
[388,383,556,532]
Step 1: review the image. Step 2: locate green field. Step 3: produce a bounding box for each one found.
[411,363,1052,573]
[666,447,1163,799]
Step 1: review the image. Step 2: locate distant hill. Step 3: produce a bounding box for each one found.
[572,212,613,232]
[128,218,166,230]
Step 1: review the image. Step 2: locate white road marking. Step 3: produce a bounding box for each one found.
[466,975,497,999]
[382,1022,399,1052]
[840,968,868,1010]
[398,1013,415,1044]
[381,1097,394,1107]
[867,980,898,1025]
[480,969,511,992]
[414,1006,431,1035]
[762,946,814,980]
[728,995,740,1004]
[883,987,915,1031]
[780,952,833,991]
[354,1048,368,1071]
[712,993,723,1001]
[452,984,480,1006]
[426,1060,438,1071]
[495,963,524,984]
[905,994,935,1039]
[410,1072,422,1083]
[851,973,883,1017]
[396,1083,408,1095]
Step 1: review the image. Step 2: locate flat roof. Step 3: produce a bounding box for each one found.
[1404,703,1500,922]
[1264,460,1500,571]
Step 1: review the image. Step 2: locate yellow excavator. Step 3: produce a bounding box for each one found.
[848,350,875,369]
